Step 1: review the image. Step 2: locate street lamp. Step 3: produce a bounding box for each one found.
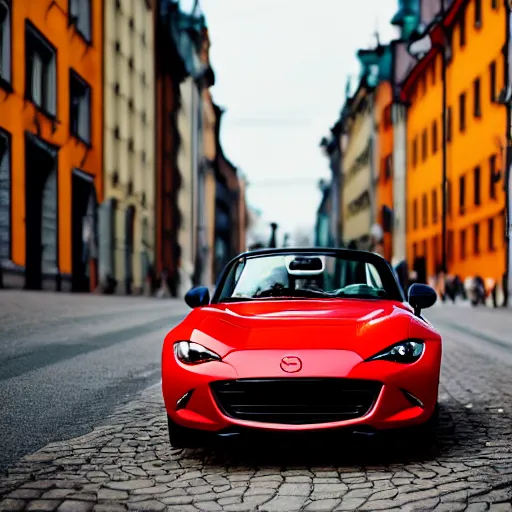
[268,223,278,248]
[407,7,449,275]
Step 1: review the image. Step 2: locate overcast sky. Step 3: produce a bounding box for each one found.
[181,0,398,242]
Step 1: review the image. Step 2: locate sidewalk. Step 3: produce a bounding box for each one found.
[427,300,512,347]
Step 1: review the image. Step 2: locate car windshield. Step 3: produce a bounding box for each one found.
[216,252,402,302]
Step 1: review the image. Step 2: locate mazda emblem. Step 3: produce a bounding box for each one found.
[280,356,302,373]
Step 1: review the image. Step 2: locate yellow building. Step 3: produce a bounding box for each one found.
[342,81,374,249]
[402,0,507,290]
[100,0,155,295]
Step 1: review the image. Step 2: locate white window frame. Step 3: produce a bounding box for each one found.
[26,23,57,117]
[0,0,11,84]
[69,0,91,42]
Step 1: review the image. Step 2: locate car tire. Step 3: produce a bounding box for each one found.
[167,415,201,448]
[413,402,439,446]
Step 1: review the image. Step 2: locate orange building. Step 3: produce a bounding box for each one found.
[402,0,507,286]
[0,0,103,292]
[374,80,394,262]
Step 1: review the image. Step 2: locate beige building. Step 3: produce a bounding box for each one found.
[177,76,203,296]
[200,84,218,288]
[341,83,374,249]
[100,0,155,295]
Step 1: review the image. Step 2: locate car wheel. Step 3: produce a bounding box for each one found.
[167,415,201,448]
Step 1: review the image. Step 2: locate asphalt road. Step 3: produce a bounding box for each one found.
[0,291,190,474]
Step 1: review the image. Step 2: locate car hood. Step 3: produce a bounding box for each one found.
[180,299,415,359]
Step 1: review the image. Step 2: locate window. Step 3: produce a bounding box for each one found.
[459,93,466,131]
[446,107,452,141]
[422,194,428,227]
[383,105,392,129]
[25,23,57,116]
[459,10,466,47]
[447,230,454,263]
[432,189,438,224]
[488,218,495,250]
[490,61,496,102]
[384,154,392,180]
[433,236,440,269]
[460,230,467,259]
[473,78,481,117]
[447,180,452,216]
[69,0,91,41]
[459,175,466,212]
[412,138,418,167]
[70,70,91,143]
[413,199,418,230]
[422,129,428,161]
[474,0,482,27]
[0,129,10,261]
[0,0,11,84]
[432,120,438,154]
[474,166,481,205]
[490,154,497,199]
[473,223,480,254]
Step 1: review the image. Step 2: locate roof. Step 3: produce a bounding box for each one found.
[227,246,388,262]
[400,0,467,102]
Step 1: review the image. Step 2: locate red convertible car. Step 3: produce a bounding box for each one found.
[161,248,441,448]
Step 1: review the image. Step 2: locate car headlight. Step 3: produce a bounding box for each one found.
[174,341,221,365]
[366,339,424,364]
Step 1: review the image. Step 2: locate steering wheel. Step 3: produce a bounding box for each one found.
[255,283,287,298]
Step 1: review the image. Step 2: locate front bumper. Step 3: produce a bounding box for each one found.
[162,345,441,433]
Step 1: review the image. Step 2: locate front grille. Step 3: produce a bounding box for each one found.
[210,378,382,425]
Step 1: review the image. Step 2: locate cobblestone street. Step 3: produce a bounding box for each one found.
[1,297,512,511]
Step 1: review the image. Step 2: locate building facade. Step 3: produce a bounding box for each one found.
[176,74,203,296]
[320,130,342,247]
[314,181,332,247]
[447,0,507,295]
[212,105,244,281]
[341,80,375,249]
[197,30,217,289]
[100,0,155,295]
[0,0,103,292]
[402,0,508,289]
[154,0,184,298]
[391,100,409,265]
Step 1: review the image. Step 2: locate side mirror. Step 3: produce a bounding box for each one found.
[408,283,437,316]
[184,286,210,309]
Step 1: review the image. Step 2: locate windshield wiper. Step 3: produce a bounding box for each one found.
[334,289,388,299]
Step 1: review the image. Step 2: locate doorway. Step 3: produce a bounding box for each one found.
[25,135,58,290]
[71,169,97,292]
[124,205,135,294]
[413,256,427,284]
